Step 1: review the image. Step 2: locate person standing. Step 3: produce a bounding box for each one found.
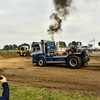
[0,76,9,100]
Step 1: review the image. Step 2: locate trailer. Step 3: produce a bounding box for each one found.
[31,40,90,69]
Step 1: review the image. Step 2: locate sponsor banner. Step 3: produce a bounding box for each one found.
[93,51,100,54]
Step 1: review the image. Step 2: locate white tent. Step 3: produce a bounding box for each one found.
[90,43,100,49]
[83,43,88,46]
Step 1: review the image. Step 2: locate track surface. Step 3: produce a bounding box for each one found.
[0,56,100,99]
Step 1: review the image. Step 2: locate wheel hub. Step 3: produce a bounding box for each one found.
[69,58,77,67]
[38,60,43,66]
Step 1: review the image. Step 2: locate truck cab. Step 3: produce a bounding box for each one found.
[31,40,90,69]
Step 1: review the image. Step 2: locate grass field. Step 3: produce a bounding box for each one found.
[88,53,100,56]
[0,50,16,52]
[0,84,99,100]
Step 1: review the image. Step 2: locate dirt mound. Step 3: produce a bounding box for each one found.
[0,52,19,59]
[0,55,4,59]
[0,68,4,73]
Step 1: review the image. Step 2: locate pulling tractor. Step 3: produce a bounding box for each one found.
[31,40,90,69]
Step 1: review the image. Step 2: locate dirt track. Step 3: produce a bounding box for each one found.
[0,53,100,99]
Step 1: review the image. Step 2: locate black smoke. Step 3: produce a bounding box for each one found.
[47,0,72,41]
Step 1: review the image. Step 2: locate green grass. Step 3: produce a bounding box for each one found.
[0,84,99,100]
[90,59,99,61]
[88,53,100,56]
[0,50,16,52]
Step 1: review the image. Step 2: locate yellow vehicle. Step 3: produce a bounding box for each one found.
[16,46,30,56]
[55,41,67,55]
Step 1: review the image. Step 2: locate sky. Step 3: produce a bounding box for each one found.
[0,0,100,49]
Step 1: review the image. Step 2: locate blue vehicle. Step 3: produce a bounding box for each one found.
[31,40,90,69]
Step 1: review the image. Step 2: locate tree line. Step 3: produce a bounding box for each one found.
[68,41,82,47]
[3,43,30,50]
[68,41,100,47]
[2,41,100,50]
[68,41,94,47]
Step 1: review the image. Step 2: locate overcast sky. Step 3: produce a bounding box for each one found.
[0,0,100,49]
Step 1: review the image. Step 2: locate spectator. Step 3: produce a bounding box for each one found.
[81,49,86,54]
[0,76,9,100]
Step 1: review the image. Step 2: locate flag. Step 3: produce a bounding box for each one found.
[89,38,95,44]
[77,42,81,48]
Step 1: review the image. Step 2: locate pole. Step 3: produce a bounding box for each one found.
[94,38,95,48]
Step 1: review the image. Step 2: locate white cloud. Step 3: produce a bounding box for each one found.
[0,0,100,48]
[0,10,6,14]
[57,0,100,45]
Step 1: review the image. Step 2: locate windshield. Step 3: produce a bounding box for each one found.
[21,47,24,51]
[24,47,27,50]
[33,44,40,51]
[59,42,66,48]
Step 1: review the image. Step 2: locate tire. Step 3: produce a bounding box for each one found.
[37,58,45,67]
[23,53,27,57]
[28,51,30,55]
[19,52,23,56]
[66,56,82,69]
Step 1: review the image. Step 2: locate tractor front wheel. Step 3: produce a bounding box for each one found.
[37,58,45,67]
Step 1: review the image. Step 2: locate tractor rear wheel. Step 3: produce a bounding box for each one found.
[66,56,82,69]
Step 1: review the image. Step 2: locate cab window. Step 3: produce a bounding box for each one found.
[33,44,40,51]
[21,47,24,51]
